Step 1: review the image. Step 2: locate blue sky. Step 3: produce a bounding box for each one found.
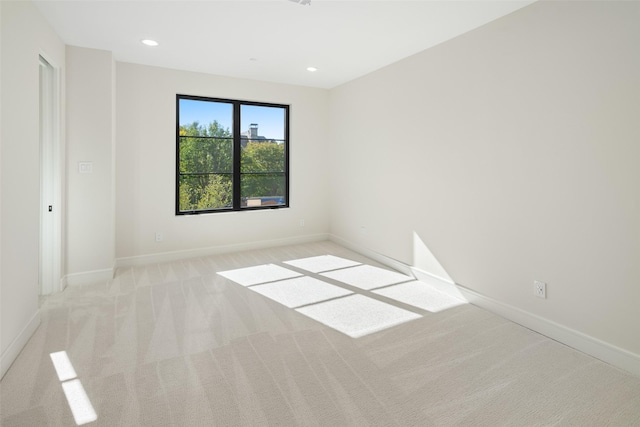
[179,99,285,140]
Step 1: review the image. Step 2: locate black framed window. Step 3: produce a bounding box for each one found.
[176,95,289,214]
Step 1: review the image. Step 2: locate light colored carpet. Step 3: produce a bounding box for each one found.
[373,280,467,313]
[249,276,353,308]
[321,264,413,290]
[2,241,640,426]
[283,254,361,273]
[296,294,422,338]
[217,263,301,286]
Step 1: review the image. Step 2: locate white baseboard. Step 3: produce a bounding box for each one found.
[458,286,640,378]
[1,310,41,380]
[329,234,640,378]
[410,266,467,300]
[116,233,330,268]
[64,267,114,286]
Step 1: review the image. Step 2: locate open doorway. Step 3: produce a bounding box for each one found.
[39,55,61,295]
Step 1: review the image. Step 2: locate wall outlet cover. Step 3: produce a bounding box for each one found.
[534,280,546,299]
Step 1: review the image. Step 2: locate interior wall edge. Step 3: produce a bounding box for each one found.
[115,232,330,269]
[0,310,40,380]
[329,233,640,379]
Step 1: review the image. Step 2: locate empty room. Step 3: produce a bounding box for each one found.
[1,0,640,425]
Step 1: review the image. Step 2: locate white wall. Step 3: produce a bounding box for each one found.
[65,46,115,282]
[1,1,65,378]
[329,1,640,356]
[115,63,330,263]
[0,0,3,379]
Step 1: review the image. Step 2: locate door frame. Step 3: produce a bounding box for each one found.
[39,53,62,295]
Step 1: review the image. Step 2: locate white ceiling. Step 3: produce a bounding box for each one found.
[34,0,535,89]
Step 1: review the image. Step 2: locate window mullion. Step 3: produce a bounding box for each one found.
[232,102,242,210]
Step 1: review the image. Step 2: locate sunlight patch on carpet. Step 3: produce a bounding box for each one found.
[284,255,361,273]
[373,280,467,313]
[320,265,413,290]
[50,351,77,382]
[62,380,98,425]
[296,294,421,338]
[218,264,302,287]
[50,351,97,425]
[250,276,353,308]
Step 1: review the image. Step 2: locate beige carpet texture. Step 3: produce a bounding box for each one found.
[1,241,639,426]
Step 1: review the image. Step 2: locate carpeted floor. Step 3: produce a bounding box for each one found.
[2,241,640,426]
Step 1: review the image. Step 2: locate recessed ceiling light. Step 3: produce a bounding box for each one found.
[306,67,318,72]
[141,39,159,47]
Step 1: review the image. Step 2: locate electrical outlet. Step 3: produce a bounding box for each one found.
[155,232,163,242]
[534,280,546,299]
[299,219,305,227]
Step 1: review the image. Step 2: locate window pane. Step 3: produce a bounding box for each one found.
[241,173,286,206]
[240,104,286,143]
[241,140,285,174]
[179,173,232,211]
[179,99,233,137]
[179,136,233,174]
[239,104,287,207]
[178,97,234,212]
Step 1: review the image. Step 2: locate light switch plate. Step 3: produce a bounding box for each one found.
[78,162,93,173]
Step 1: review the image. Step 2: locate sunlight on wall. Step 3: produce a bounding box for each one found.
[412,231,453,282]
[50,351,97,425]
[410,232,468,301]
